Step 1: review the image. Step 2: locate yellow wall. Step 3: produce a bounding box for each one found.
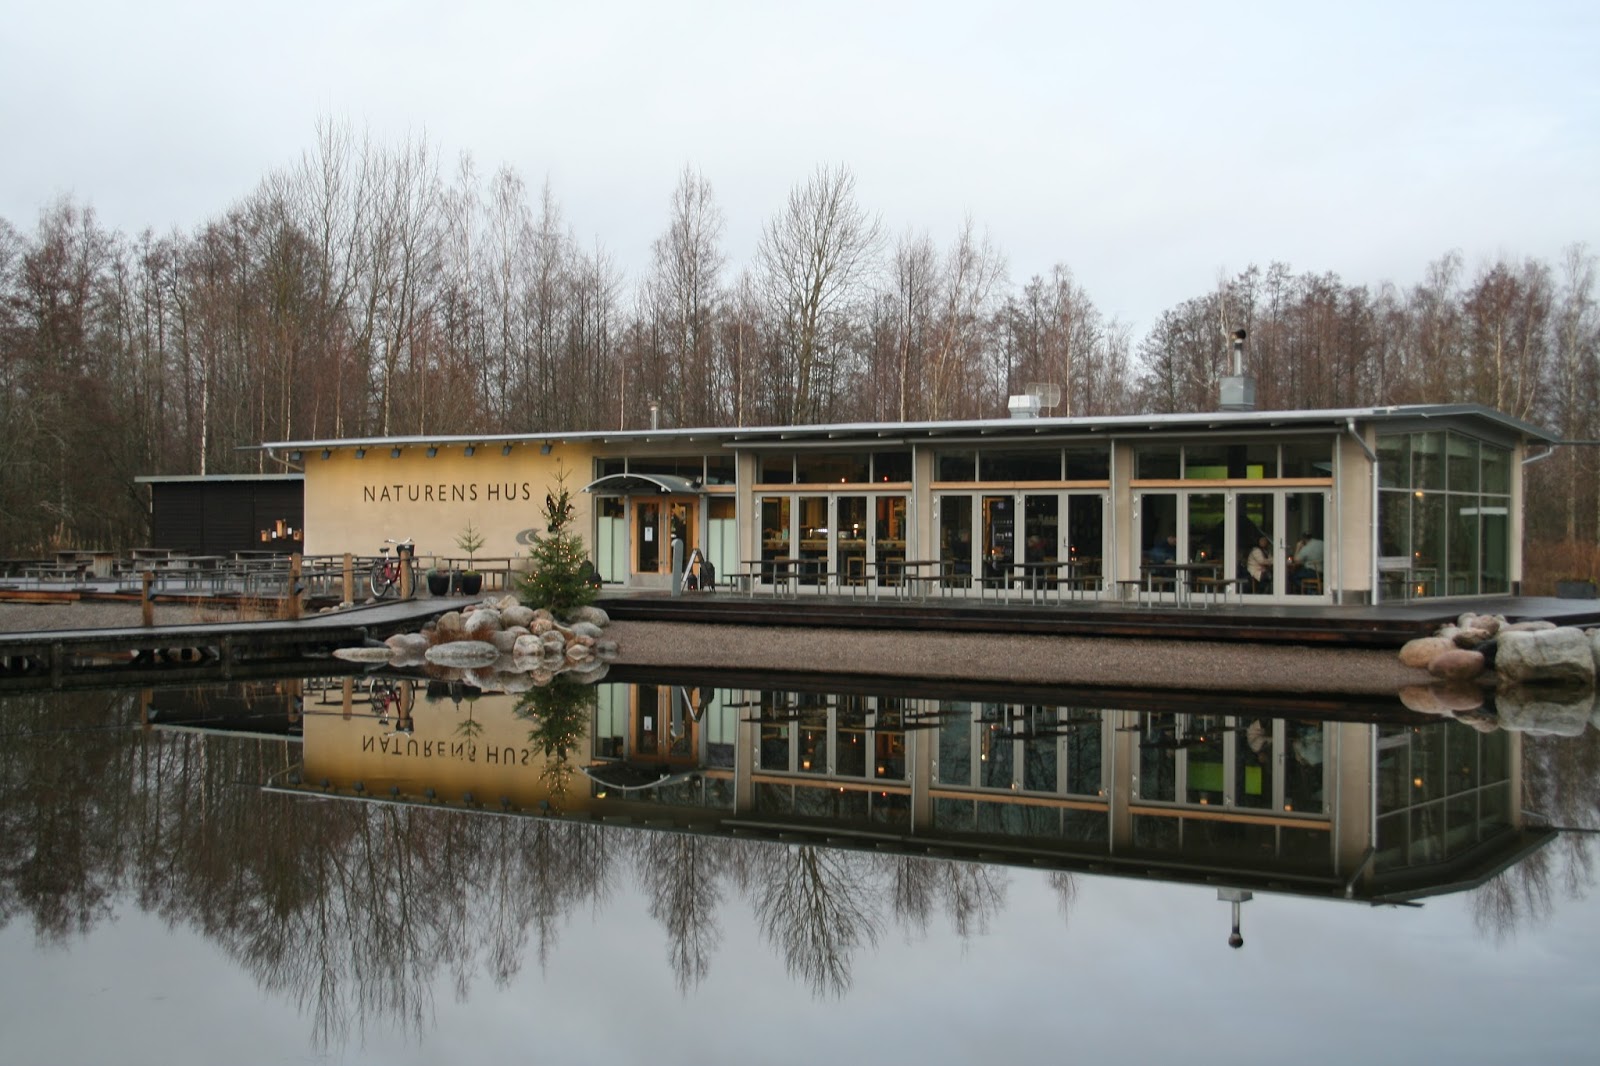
[302,443,598,565]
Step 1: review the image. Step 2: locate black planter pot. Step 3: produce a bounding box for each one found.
[459,571,483,596]
[426,571,453,596]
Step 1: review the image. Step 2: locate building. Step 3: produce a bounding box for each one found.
[257,403,1555,604]
[136,474,305,556]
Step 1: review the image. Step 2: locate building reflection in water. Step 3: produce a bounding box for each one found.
[274,671,1545,909]
[1,671,1567,1051]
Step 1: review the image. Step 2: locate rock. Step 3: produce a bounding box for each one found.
[565,642,594,663]
[594,639,620,660]
[496,595,519,611]
[1452,626,1496,650]
[433,611,466,641]
[1494,685,1594,736]
[1428,648,1485,681]
[490,629,521,653]
[1589,629,1600,678]
[530,616,555,635]
[425,640,501,668]
[462,608,502,637]
[1399,636,1455,670]
[1454,709,1501,733]
[332,646,392,663]
[385,633,430,657]
[501,605,535,628]
[568,605,611,627]
[568,660,609,683]
[512,633,542,659]
[1501,620,1557,633]
[569,621,605,640]
[1495,627,1597,686]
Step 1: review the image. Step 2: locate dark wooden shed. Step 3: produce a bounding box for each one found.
[136,475,305,556]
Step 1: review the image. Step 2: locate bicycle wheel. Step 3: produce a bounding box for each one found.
[369,560,395,599]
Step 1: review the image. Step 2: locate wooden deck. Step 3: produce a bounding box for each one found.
[595,590,1600,649]
[0,595,471,691]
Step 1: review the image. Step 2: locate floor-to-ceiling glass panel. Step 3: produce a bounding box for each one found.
[1184,715,1226,806]
[1186,493,1226,599]
[874,699,907,780]
[1237,492,1277,594]
[836,694,868,777]
[1286,492,1327,597]
[1448,496,1481,595]
[1020,707,1059,792]
[1139,494,1179,594]
[1412,492,1444,597]
[836,496,868,586]
[705,497,737,585]
[938,494,974,589]
[1236,718,1275,810]
[596,497,626,583]
[1023,494,1059,590]
[1064,710,1104,796]
[635,499,661,573]
[759,496,791,581]
[1138,713,1179,802]
[979,706,1012,789]
[1284,722,1327,813]
[874,495,907,580]
[1065,494,1105,594]
[981,495,1015,588]
[1480,502,1510,593]
[937,703,974,786]
[797,495,829,585]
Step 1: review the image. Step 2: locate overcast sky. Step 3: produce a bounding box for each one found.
[3,0,1596,334]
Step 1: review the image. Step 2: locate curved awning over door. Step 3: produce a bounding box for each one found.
[582,473,701,495]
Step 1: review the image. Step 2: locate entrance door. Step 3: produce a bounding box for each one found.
[632,496,699,577]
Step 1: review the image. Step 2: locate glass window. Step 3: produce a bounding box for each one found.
[1134,446,1180,479]
[598,457,626,477]
[980,449,1062,481]
[704,454,735,485]
[629,456,704,479]
[1481,443,1510,495]
[1413,432,1445,490]
[1182,442,1231,480]
[1448,497,1480,595]
[1064,446,1110,481]
[1282,440,1333,478]
[759,455,794,484]
[796,452,868,484]
[1377,435,1410,488]
[1447,434,1480,493]
[872,451,912,482]
[936,450,976,481]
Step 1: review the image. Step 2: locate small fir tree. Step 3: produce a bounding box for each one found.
[518,471,596,614]
[456,519,484,575]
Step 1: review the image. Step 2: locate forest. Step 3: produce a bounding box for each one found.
[2,124,1596,580]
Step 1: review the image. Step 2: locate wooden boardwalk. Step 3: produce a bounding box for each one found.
[0,595,470,691]
[596,590,1600,649]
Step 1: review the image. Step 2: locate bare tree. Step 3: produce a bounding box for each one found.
[754,164,882,423]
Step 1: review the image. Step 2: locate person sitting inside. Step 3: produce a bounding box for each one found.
[1289,533,1324,593]
[1246,536,1274,593]
[1145,534,1178,587]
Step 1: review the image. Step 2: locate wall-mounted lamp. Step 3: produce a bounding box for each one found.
[502,444,513,456]
[539,442,553,455]
[463,445,475,457]
[390,447,402,459]
[426,446,438,458]
[321,448,332,460]
[354,448,366,459]
[288,450,303,462]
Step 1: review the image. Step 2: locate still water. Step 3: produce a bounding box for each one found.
[1,669,1596,1065]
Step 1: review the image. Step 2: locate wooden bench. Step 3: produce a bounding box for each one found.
[1193,576,1244,607]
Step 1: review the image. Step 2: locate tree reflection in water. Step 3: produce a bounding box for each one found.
[2,686,1598,1051]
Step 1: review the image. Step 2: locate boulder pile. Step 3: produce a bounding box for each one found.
[333,596,618,693]
[1398,612,1600,736]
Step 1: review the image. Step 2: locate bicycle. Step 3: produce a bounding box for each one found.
[369,538,415,599]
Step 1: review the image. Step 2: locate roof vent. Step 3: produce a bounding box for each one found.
[1220,328,1256,411]
[1008,394,1041,420]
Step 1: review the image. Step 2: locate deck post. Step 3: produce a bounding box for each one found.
[287,555,303,620]
[141,571,153,627]
[342,553,354,605]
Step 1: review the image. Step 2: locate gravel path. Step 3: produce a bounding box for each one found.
[0,601,1427,695]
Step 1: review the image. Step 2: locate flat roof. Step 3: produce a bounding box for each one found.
[135,474,304,484]
[251,403,1558,454]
